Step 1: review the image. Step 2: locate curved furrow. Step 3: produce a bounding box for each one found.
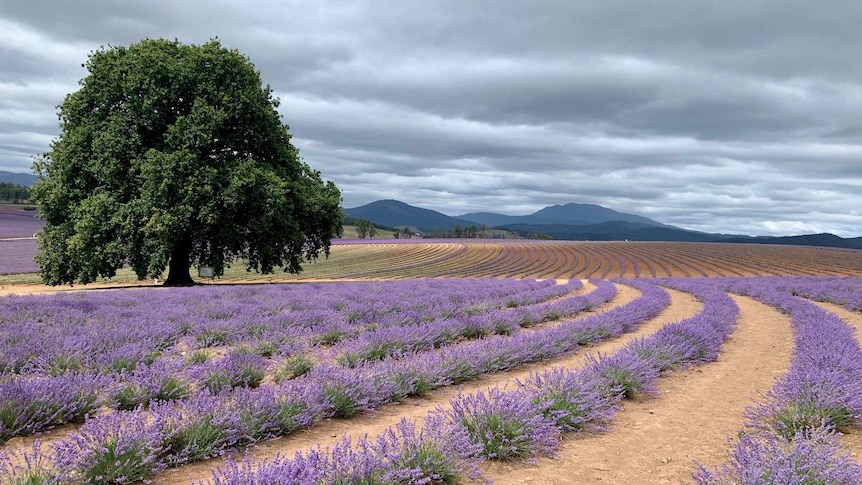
[494,243,540,278]
[669,244,775,277]
[623,243,681,277]
[337,243,467,278]
[455,243,517,278]
[142,282,690,484]
[369,244,474,278]
[481,292,795,484]
[565,244,593,279]
[541,243,584,280]
[513,243,557,279]
[579,245,606,279]
[445,242,508,278]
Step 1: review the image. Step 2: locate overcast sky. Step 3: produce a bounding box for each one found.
[1,1,861,236]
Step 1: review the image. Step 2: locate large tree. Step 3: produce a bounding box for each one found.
[32,39,342,286]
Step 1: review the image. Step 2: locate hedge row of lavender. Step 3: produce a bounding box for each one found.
[767,275,862,312]
[687,277,862,484]
[0,279,593,443]
[0,239,39,274]
[0,280,670,482]
[198,279,739,483]
[0,279,576,377]
[327,278,614,368]
[0,208,42,239]
[0,280,592,440]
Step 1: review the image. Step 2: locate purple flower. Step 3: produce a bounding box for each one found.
[519,366,618,432]
[52,411,164,484]
[694,427,862,484]
[436,388,560,460]
[0,440,58,484]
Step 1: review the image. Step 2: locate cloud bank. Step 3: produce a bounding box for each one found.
[1,1,860,236]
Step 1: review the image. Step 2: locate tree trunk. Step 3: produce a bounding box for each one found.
[163,238,196,286]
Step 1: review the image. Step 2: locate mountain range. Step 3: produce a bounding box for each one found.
[345,199,862,249]
[3,167,859,250]
[0,171,37,186]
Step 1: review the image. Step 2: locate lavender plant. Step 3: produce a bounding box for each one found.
[205,415,481,485]
[0,441,58,485]
[156,393,245,465]
[694,426,862,484]
[273,355,314,382]
[438,389,560,460]
[519,366,618,432]
[0,374,102,443]
[52,411,163,484]
[198,351,269,393]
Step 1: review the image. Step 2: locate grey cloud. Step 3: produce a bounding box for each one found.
[1,0,861,237]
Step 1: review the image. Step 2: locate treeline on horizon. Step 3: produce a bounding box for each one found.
[0,182,30,203]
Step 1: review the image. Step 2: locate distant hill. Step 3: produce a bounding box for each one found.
[344,199,861,249]
[499,221,719,242]
[344,199,480,231]
[0,171,37,187]
[459,202,665,227]
[719,233,862,250]
[455,211,520,227]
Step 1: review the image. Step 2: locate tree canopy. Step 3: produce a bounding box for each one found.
[32,38,342,285]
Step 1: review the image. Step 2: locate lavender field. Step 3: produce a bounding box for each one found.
[0,239,38,275]
[0,275,860,483]
[0,205,41,239]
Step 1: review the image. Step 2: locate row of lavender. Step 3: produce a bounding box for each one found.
[683,276,862,483]
[166,276,862,484]
[196,278,742,483]
[0,279,594,441]
[0,280,672,482]
[10,277,859,483]
[0,239,38,274]
[0,278,577,377]
[0,206,41,239]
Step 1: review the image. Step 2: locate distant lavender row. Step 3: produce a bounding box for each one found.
[0,239,38,274]
[0,279,583,442]
[0,280,671,480]
[200,279,738,483]
[326,279,611,368]
[769,275,862,311]
[0,208,42,239]
[0,279,620,445]
[0,278,570,377]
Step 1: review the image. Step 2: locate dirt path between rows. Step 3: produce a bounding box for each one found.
[154,284,702,484]
[481,294,795,485]
[809,300,862,460]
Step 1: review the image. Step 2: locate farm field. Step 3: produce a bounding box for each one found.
[1,240,861,483]
[0,205,41,239]
[2,239,861,288]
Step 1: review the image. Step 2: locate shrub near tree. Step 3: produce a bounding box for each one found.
[31,38,342,286]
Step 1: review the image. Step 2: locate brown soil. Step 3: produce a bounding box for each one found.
[481,294,795,484]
